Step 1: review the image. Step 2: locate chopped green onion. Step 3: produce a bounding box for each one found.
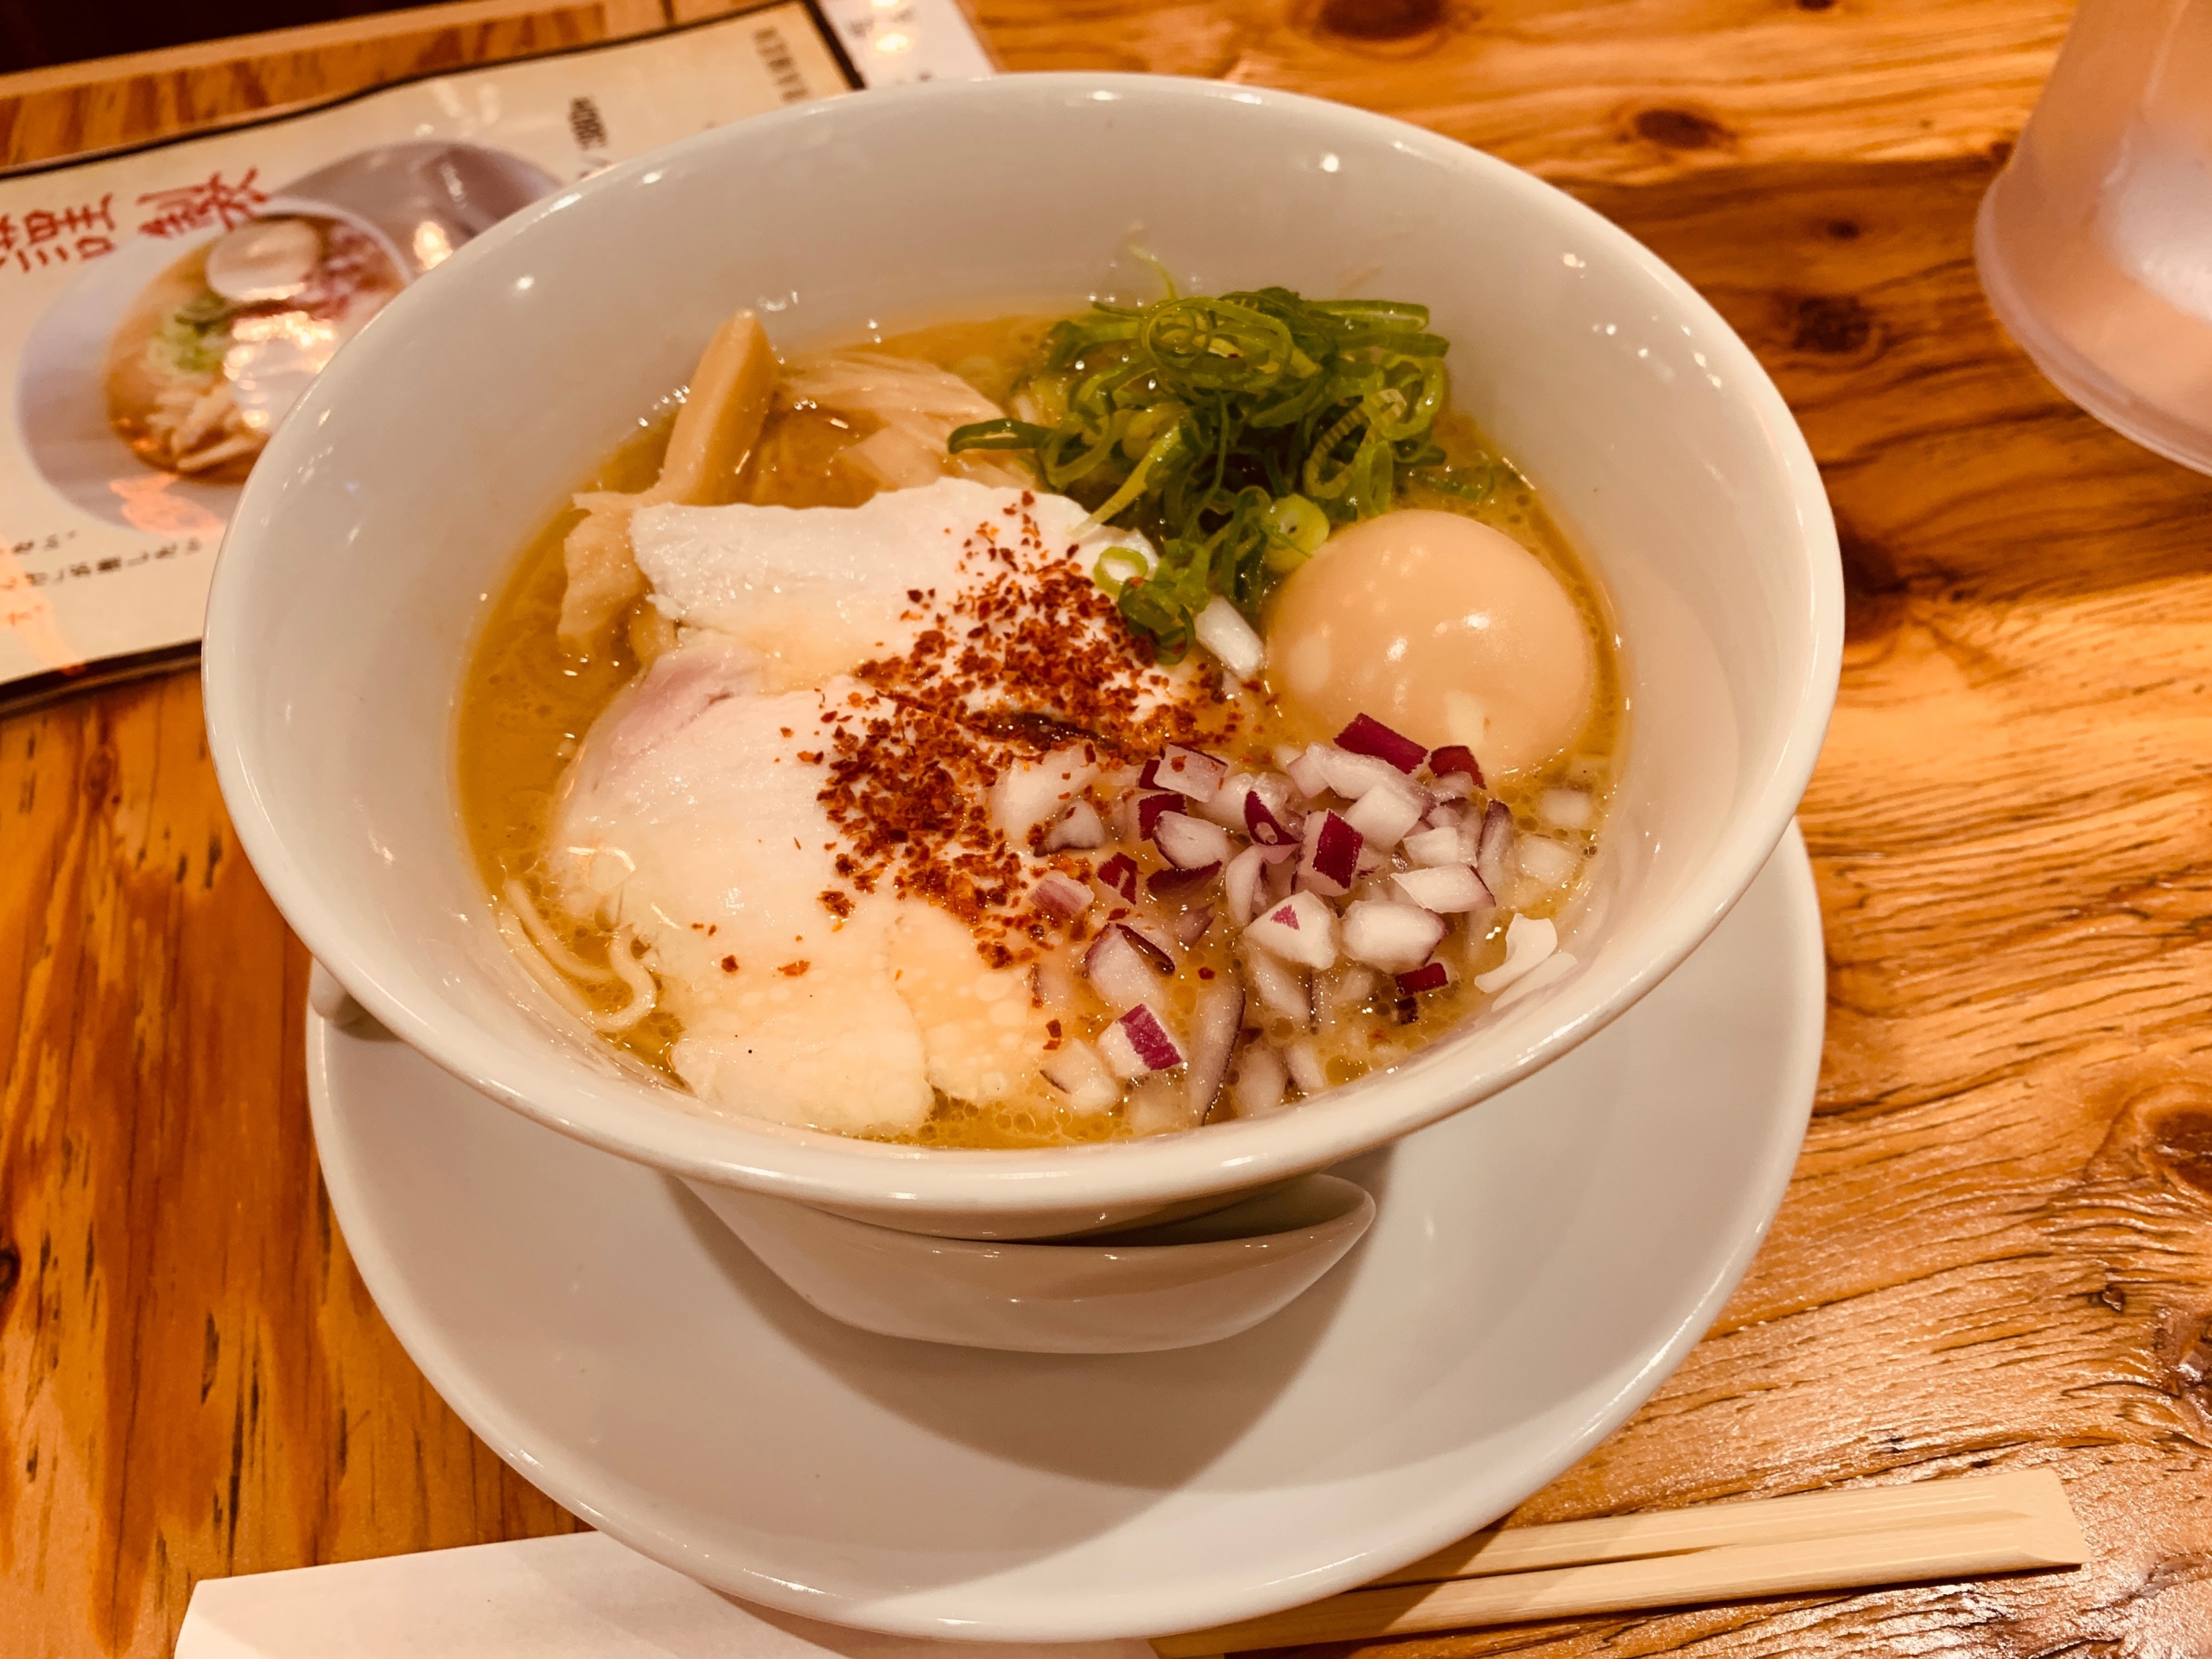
[1092,545,1153,595]
[945,283,1458,662]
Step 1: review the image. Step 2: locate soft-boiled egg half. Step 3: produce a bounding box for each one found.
[1266,509,1597,779]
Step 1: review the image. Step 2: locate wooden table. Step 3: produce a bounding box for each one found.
[7,0,2212,1653]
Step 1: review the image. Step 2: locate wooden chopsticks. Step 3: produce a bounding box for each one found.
[1150,1471,2086,1656]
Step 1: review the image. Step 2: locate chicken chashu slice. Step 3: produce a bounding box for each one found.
[556,314,1032,655]
[547,643,1064,1136]
[628,476,1165,697]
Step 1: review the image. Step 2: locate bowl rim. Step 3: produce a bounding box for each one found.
[205,70,1841,1223]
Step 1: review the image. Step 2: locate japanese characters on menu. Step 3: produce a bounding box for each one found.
[0,0,992,707]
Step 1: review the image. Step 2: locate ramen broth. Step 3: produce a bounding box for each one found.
[458,310,1623,1147]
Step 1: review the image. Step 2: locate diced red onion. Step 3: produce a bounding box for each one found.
[1194,594,1265,677]
[1517,836,1582,890]
[1184,981,1244,1117]
[1242,890,1338,970]
[1339,899,1448,973]
[1198,773,1254,831]
[1344,777,1426,849]
[1154,810,1236,870]
[1096,851,1139,902]
[1255,769,1303,818]
[1157,744,1230,802]
[1391,863,1493,913]
[1300,810,1363,896]
[1117,921,1176,973]
[1031,871,1095,920]
[1538,787,1594,830]
[1313,745,1407,800]
[1108,792,1141,842]
[1100,1002,1186,1078]
[1230,1041,1290,1117]
[1040,1039,1121,1113]
[1174,905,1216,946]
[1425,801,1467,830]
[1224,846,1268,927]
[1042,798,1108,851]
[1427,745,1484,787]
[1147,861,1221,899]
[1402,825,1465,867]
[987,745,1099,840]
[1475,799,1517,899]
[1240,944,1312,1027]
[1396,961,1451,996]
[1243,785,1300,847]
[1084,924,1167,1007]
[1263,847,1297,902]
[1336,713,1427,773]
[1283,1039,1327,1095]
[1136,792,1180,840]
[1284,746,1330,799]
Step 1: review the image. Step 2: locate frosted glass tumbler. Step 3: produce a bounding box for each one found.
[1976,0,2212,472]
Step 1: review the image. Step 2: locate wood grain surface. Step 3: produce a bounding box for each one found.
[7,1,2212,1656]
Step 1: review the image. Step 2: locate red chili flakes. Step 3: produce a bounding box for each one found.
[1198,967,1216,980]
[778,960,811,977]
[819,890,854,918]
[810,509,1243,969]
[797,749,823,765]
[720,955,739,973]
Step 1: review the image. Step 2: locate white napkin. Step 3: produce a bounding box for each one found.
[176,1531,1155,1659]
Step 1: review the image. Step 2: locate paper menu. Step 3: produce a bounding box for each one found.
[819,0,999,84]
[175,1529,1154,1659]
[0,0,993,712]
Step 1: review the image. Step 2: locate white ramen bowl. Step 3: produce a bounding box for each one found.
[687,1173,1375,1353]
[205,74,1840,1243]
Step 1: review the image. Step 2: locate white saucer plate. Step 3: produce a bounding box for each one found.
[307,825,1824,1643]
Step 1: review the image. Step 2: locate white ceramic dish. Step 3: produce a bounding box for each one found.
[308,826,1824,1641]
[205,73,1840,1238]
